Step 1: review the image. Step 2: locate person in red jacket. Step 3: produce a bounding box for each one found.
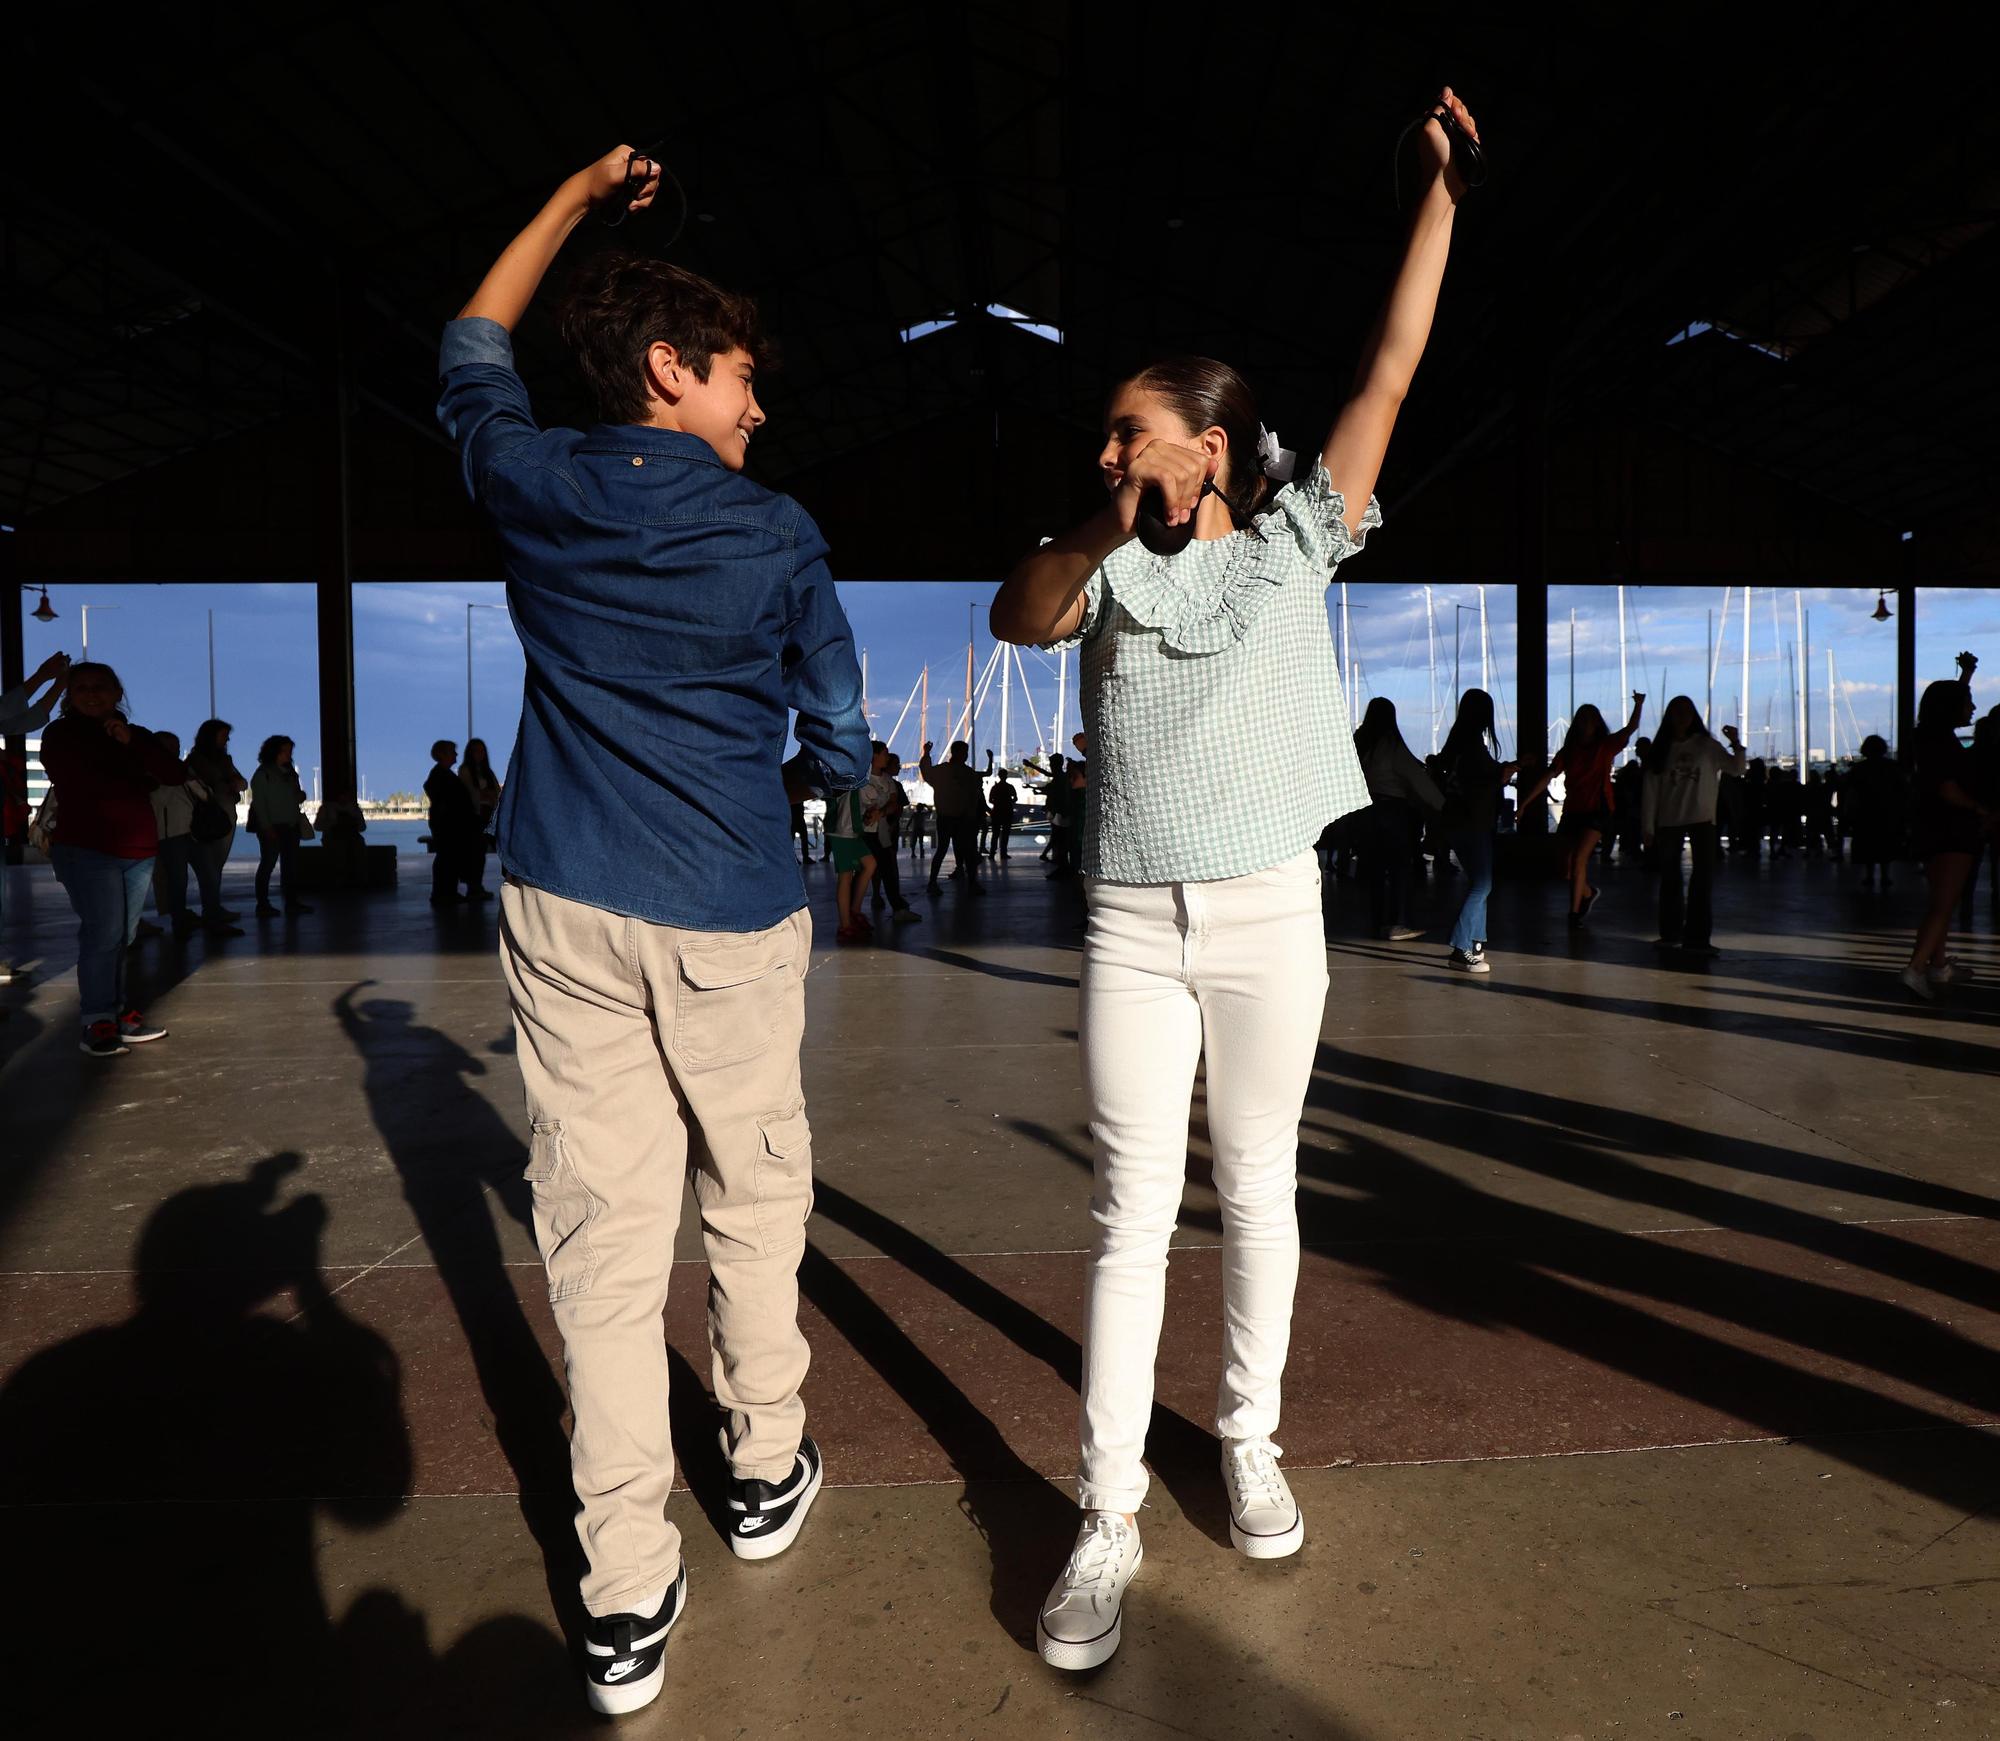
[36,662,187,1057]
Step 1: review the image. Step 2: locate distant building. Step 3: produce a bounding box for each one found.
[25,738,48,810]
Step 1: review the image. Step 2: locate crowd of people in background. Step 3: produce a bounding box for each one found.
[0,650,516,1055]
[803,732,1098,944]
[5,647,1999,1043]
[1323,657,2000,995]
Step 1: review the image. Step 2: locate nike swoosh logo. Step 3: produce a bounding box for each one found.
[739,1516,772,1532]
[603,1660,642,1682]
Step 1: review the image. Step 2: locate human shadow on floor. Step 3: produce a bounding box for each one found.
[1314,1047,2000,1240]
[0,1155,600,1739]
[806,1184,1236,1612]
[917,945,1080,989]
[1458,973,2000,1074]
[1297,1052,2000,1514]
[0,979,44,1071]
[333,983,583,1632]
[796,1238,1076,1651]
[0,911,218,1231]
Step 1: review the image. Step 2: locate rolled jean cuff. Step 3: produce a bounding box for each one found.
[1216,1401,1282,1442]
[583,1558,684,1621]
[1077,1471,1149,1514]
[730,1454,802,1483]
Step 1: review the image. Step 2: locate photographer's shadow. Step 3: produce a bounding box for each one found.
[0,1155,408,1733]
[0,1153,606,1740]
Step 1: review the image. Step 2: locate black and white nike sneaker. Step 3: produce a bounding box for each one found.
[727,1432,824,1561]
[581,1562,687,1716]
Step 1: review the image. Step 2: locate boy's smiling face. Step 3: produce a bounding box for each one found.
[646,344,765,470]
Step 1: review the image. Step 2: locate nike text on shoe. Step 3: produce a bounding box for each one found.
[582,1562,687,1716]
[727,1433,823,1561]
[1037,1512,1143,1671]
[1222,1437,1304,1560]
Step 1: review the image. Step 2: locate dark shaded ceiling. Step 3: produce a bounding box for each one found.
[4,2,1997,583]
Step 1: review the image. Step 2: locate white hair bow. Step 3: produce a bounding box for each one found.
[1256,424,1297,482]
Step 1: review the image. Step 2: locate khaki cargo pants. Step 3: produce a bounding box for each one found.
[499,878,815,1616]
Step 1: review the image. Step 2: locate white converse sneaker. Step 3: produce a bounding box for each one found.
[1222,1437,1304,1560]
[1037,1512,1142,1671]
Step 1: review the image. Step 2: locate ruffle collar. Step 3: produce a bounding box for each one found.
[1096,466,1379,656]
[1098,522,1287,656]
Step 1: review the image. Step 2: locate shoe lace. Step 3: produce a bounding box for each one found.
[1063,1514,1131,1592]
[1226,1439,1289,1509]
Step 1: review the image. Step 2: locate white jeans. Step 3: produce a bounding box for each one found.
[1076,850,1329,1513]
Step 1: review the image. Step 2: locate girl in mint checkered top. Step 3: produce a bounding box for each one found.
[991,87,1486,1673]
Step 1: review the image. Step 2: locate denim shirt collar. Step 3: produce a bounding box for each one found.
[576,423,727,467]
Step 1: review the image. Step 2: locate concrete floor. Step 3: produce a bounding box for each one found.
[3,843,1998,1738]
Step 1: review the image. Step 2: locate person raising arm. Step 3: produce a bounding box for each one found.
[991,88,1478,647]
[987,90,1482,1673]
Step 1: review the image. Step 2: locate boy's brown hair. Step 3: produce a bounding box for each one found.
[558,249,767,425]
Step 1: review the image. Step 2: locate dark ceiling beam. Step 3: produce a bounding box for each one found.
[1,181,445,455]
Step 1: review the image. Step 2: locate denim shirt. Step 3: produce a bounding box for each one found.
[437,317,869,933]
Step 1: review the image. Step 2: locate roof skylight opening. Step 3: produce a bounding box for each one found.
[1664,318,1791,361]
[899,314,958,343]
[985,302,1063,344]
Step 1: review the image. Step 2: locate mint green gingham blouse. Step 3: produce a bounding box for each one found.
[1048,463,1380,884]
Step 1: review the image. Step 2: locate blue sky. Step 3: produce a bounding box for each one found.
[22,578,1993,797]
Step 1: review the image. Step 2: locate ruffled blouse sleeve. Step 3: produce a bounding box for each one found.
[1263,461,1382,572]
[1035,568,1104,653]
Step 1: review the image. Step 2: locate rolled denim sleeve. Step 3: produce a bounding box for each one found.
[436,317,542,503]
[782,525,870,794]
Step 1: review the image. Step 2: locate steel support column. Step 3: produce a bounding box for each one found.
[1514,369,1551,832]
[2,543,23,863]
[1895,583,1916,762]
[316,287,357,803]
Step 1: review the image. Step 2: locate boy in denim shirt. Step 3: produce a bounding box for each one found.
[438,145,868,1716]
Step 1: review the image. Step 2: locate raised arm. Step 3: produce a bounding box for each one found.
[1517,752,1561,813]
[458,146,661,330]
[989,443,1211,645]
[0,652,69,732]
[1606,692,1646,753]
[1320,88,1480,536]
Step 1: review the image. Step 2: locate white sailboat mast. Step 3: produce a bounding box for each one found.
[998,645,1011,768]
[1741,585,1752,746]
[1339,581,1352,718]
[1794,590,1808,770]
[1616,584,1628,764]
[1424,585,1437,752]
[1477,584,1489,692]
[1708,585,1731,719]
